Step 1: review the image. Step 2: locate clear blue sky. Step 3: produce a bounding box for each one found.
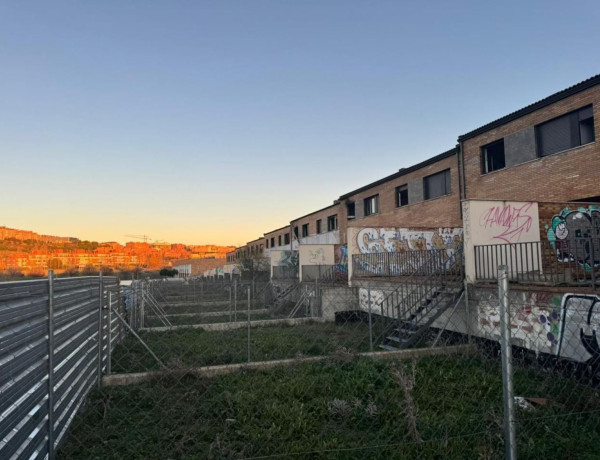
[1,1,598,246]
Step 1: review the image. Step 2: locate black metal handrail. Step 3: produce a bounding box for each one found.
[474,239,599,288]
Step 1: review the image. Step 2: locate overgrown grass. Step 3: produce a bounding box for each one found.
[112,321,387,373]
[144,310,272,327]
[59,354,600,459]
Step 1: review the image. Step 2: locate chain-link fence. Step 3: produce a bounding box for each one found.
[3,266,600,458]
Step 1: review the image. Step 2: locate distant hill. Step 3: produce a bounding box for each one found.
[0,225,236,274]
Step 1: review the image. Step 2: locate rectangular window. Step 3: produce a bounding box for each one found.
[278,235,282,246]
[423,169,451,200]
[364,194,379,216]
[270,237,275,247]
[481,139,505,173]
[537,105,595,157]
[396,185,408,207]
[293,226,299,238]
[266,240,269,249]
[284,234,290,245]
[301,223,309,237]
[327,214,338,231]
[347,202,355,220]
[316,219,322,234]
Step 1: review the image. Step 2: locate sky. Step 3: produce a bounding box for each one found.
[1,1,599,246]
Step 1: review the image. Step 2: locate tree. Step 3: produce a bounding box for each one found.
[159,267,178,277]
[237,252,269,281]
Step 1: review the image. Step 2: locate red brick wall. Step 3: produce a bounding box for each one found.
[345,154,462,229]
[463,85,600,202]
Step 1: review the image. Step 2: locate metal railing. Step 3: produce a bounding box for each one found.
[0,273,123,459]
[474,239,600,288]
[301,264,348,283]
[353,249,457,278]
[271,266,298,280]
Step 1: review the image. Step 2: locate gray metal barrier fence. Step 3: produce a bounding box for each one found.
[0,273,122,459]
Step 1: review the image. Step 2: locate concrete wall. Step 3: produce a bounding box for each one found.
[298,244,336,280]
[347,226,463,280]
[462,200,541,282]
[320,286,359,321]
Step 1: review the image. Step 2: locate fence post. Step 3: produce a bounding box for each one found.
[47,270,55,460]
[107,290,112,375]
[97,271,103,389]
[247,286,251,363]
[498,265,517,460]
[367,283,373,352]
[234,279,237,322]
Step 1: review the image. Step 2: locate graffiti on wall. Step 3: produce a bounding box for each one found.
[335,245,348,266]
[478,291,562,354]
[477,291,600,364]
[557,295,600,363]
[308,248,326,264]
[478,202,536,244]
[547,206,600,270]
[356,227,462,254]
[276,251,298,268]
[354,227,462,275]
[358,288,385,316]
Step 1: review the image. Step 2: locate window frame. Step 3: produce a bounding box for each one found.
[536,104,595,157]
[316,219,322,234]
[423,169,451,200]
[327,214,338,231]
[301,223,309,238]
[396,184,408,207]
[481,138,506,174]
[364,194,379,216]
[347,201,356,220]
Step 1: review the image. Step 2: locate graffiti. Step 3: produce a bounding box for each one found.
[358,288,385,316]
[557,295,600,363]
[335,245,348,266]
[277,251,298,268]
[308,248,325,264]
[478,291,562,354]
[356,227,462,254]
[547,206,600,269]
[479,202,535,243]
[477,291,600,364]
[354,227,462,275]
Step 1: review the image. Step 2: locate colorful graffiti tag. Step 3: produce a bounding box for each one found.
[358,288,385,316]
[354,227,462,274]
[547,206,600,269]
[276,251,298,268]
[478,292,562,354]
[356,227,462,254]
[478,291,600,364]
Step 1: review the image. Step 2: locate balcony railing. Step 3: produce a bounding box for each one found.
[352,249,458,278]
[271,266,298,280]
[474,239,600,288]
[301,264,348,283]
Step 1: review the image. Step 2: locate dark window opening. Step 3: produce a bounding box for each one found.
[278,235,282,246]
[347,202,355,220]
[270,237,275,247]
[481,139,505,173]
[316,219,322,234]
[364,195,379,216]
[301,224,309,238]
[293,226,298,238]
[396,185,408,207]
[537,105,595,157]
[284,234,290,245]
[424,169,451,200]
[327,215,338,231]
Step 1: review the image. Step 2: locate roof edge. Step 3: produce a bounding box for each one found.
[458,74,600,142]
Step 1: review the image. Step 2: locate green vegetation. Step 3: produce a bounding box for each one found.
[59,354,600,459]
[111,321,385,373]
[143,311,273,328]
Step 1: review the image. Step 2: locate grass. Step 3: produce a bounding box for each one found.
[111,320,387,373]
[59,353,600,459]
[143,311,272,327]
